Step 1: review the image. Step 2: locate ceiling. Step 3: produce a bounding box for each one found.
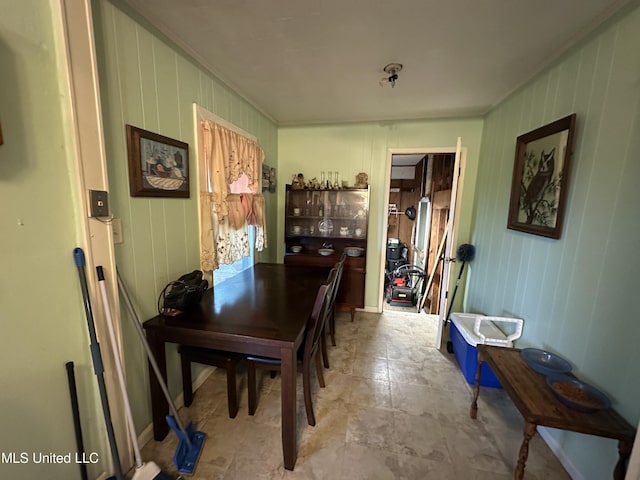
[122,0,630,126]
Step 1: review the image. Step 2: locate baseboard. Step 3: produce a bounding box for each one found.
[137,366,215,449]
[538,426,582,480]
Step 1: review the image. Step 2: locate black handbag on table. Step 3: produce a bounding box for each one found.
[158,270,208,316]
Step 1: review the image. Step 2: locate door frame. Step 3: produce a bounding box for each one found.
[58,0,132,472]
[379,145,467,348]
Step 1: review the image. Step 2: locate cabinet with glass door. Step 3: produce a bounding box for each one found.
[284,185,369,319]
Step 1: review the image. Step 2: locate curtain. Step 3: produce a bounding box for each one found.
[199,120,266,271]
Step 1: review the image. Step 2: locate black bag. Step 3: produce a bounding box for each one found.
[158,270,208,316]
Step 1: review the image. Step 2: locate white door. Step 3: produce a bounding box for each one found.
[435,138,463,349]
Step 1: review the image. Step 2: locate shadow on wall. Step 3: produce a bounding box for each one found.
[0,39,26,179]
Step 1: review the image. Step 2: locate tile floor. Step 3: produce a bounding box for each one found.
[140,309,570,479]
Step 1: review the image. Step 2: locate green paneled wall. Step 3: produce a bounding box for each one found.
[467,4,640,478]
[92,0,278,432]
[0,1,108,478]
[278,119,484,311]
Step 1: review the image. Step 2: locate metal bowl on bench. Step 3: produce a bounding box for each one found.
[521,348,572,376]
[546,373,611,413]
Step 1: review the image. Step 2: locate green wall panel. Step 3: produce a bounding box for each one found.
[467,4,640,478]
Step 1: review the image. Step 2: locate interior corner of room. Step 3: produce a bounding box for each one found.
[3,0,640,479]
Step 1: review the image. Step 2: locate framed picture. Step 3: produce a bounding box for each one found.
[507,114,576,239]
[269,167,277,193]
[126,124,189,197]
[262,163,270,192]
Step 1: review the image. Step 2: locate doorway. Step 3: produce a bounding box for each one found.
[380,148,458,346]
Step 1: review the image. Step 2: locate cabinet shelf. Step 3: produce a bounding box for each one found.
[286,234,367,241]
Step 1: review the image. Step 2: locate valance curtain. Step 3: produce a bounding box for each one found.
[199,120,266,271]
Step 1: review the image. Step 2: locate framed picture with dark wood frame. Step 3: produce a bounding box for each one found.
[126,124,190,197]
[507,114,576,239]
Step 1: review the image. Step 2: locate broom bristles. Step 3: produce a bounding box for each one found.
[456,244,476,262]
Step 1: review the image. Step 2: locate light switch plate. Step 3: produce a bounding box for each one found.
[89,190,109,217]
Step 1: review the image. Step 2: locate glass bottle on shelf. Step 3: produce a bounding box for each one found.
[334,171,340,189]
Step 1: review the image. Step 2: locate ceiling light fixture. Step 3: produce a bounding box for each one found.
[381,63,403,88]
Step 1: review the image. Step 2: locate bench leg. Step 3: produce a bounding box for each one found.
[614,440,632,480]
[470,351,483,419]
[515,422,536,480]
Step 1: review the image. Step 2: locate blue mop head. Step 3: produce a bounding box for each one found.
[165,416,206,476]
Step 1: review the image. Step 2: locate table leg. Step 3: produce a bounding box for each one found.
[470,350,484,419]
[146,331,169,440]
[613,440,632,480]
[515,422,536,480]
[280,347,297,470]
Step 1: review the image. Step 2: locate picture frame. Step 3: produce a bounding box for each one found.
[269,167,277,193]
[126,124,189,198]
[262,163,270,192]
[507,114,576,239]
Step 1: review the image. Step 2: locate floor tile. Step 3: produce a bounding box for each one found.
[138,309,570,479]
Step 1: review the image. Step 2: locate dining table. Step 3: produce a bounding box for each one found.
[143,262,330,470]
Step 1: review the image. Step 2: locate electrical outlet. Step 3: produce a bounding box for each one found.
[112,218,123,244]
[89,190,109,217]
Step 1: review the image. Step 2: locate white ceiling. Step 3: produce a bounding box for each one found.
[122,0,631,126]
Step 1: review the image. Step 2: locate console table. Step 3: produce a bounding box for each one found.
[470,345,635,479]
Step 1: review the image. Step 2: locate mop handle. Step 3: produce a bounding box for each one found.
[65,362,88,480]
[96,266,143,468]
[72,248,125,480]
[115,269,192,444]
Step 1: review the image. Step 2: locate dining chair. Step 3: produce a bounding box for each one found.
[327,252,347,346]
[178,345,243,418]
[246,278,333,427]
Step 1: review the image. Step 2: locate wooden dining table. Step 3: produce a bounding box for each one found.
[143,262,330,470]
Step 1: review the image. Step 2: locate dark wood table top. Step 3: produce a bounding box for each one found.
[478,345,635,442]
[144,263,331,355]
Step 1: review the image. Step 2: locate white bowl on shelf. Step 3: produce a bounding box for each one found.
[318,248,335,256]
[290,245,303,253]
[345,246,365,257]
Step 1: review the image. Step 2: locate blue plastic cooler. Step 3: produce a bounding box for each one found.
[449,313,523,388]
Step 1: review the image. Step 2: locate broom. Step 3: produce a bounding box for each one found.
[96,266,173,480]
[116,269,206,476]
[445,243,476,323]
[444,244,476,353]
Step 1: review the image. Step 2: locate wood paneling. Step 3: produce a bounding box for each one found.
[425,154,454,313]
[465,7,640,478]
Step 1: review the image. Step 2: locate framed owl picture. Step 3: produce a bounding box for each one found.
[507,114,576,239]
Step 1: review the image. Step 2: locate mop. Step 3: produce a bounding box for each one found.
[96,266,173,480]
[72,248,125,480]
[116,269,206,476]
